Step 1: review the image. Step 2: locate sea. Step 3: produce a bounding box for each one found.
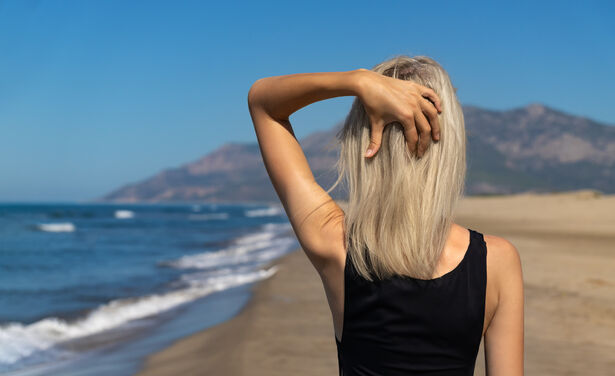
[0,202,299,375]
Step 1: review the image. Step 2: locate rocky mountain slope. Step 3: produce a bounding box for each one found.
[100,103,615,203]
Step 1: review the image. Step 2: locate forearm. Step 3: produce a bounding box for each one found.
[247,68,367,121]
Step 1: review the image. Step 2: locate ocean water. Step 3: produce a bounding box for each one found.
[0,202,299,375]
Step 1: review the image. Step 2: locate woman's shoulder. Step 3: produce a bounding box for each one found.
[450,224,522,282]
[483,233,522,272]
[482,232,523,302]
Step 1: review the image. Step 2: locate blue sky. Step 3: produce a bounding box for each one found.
[1,0,613,202]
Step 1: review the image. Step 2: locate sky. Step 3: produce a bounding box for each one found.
[1,0,613,202]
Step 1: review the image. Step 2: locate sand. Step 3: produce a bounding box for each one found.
[136,190,615,376]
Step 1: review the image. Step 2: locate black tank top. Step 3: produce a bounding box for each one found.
[335,228,487,376]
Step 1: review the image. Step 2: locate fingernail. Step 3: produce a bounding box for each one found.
[365,148,373,157]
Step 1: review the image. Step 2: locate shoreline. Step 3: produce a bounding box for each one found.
[136,191,615,375]
[135,247,339,376]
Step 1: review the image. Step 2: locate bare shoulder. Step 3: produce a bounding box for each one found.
[482,233,524,305]
[483,233,518,255]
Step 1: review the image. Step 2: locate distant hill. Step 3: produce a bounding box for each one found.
[99,103,615,203]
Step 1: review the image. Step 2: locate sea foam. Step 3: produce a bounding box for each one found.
[36,223,76,233]
[166,222,295,270]
[0,266,278,369]
[114,210,135,219]
[244,206,284,218]
[188,213,229,221]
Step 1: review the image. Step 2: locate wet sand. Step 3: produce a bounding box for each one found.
[136,190,615,375]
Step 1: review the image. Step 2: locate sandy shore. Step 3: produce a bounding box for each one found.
[136,190,615,375]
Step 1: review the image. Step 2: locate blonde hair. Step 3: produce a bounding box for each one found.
[326,55,466,281]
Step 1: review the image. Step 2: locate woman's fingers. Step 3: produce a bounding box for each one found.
[419,97,440,141]
[365,118,384,158]
[363,82,442,159]
[402,116,419,157]
[419,87,442,113]
[414,111,432,158]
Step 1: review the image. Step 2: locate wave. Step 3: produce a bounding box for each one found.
[114,210,135,219]
[36,223,75,233]
[0,266,278,369]
[244,206,284,218]
[188,213,229,221]
[165,222,296,270]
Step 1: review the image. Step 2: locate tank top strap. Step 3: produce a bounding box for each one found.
[466,228,487,273]
[465,228,488,323]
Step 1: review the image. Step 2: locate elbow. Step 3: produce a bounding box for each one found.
[247,77,267,110]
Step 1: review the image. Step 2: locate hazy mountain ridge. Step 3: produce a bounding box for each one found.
[100,103,615,203]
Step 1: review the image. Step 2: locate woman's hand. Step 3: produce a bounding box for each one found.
[356,69,443,158]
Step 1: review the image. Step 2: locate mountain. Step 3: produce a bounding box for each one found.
[99,103,615,203]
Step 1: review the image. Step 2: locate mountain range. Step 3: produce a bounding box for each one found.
[100,103,615,203]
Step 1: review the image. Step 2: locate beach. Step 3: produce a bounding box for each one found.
[136,190,615,375]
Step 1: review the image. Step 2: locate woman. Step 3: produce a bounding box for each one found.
[247,55,524,375]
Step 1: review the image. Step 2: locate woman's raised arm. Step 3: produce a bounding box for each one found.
[246,69,441,273]
[248,70,365,124]
[247,70,364,272]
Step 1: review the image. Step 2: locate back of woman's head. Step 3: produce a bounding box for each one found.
[328,55,466,281]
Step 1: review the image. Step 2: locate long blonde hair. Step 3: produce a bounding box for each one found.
[326,55,466,281]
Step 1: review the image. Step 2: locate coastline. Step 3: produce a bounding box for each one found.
[135,247,338,376]
[136,191,615,375]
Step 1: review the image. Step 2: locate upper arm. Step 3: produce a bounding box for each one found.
[247,81,345,272]
[483,235,525,375]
